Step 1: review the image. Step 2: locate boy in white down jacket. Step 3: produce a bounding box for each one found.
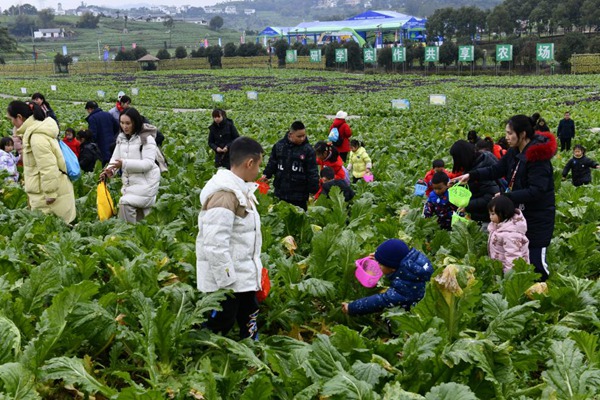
[196,137,264,340]
[487,195,530,273]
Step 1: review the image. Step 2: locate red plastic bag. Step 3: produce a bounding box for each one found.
[256,180,270,195]
[256,268,270,302]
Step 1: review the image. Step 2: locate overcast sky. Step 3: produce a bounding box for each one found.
[26,0,218,10]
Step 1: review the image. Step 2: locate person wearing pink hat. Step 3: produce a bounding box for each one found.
[342,239,433,316]
[329,110,352,162]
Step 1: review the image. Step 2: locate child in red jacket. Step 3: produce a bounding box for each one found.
[314,141,347,181]
[421,159,452,197]
[62,127,81,158]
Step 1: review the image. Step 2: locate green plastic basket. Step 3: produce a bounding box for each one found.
[451,213,472,227]
[448,185,472,208]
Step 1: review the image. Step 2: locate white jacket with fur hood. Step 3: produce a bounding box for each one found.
[109,123,161,209]
[196,169,263,293]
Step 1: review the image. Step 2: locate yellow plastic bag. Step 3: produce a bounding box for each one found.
[97,181,116,221]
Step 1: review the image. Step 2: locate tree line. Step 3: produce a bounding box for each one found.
[427,0,600,42]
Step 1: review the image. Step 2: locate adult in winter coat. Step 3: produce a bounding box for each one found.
[260,121,320,210]
[7,101,76,223]
[100,107,161,223]
[108,92,129,123]
[196,137,264,340]
[342,239,433,316]
[329,110,352,162]
[557,111,575,152]
[562,144,600,186]
[456,115,557,281]
[208,109,240,169]
[85,101,119,165]
[31,93,58,124]
[450,140,500,223]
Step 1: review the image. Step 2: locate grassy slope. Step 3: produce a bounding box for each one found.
[0,15,245,62]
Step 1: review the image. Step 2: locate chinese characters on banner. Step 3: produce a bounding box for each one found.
[424,46,439,62]
[309,49,322,63]
[335,48,348,63]
[285,49,297,63]
[458,45,474,62]
[363,48,376,64]
[495,44,513,62]
[392,47,406,63]
[536,43,554,61]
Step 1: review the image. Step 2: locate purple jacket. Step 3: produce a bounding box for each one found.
[487,209,530,273]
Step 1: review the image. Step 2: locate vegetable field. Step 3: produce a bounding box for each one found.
[1,70,600,399]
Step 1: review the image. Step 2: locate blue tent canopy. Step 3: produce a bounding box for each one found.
[257,10,427,44]
[257,27,294,37]
[347,10,412,21]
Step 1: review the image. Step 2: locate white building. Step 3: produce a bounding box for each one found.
[55,3,66,16]
[204,7,223,13]
[244,9,255,15]
[33,28,65,39]
[224,6,237,14]
[316,0,338,8]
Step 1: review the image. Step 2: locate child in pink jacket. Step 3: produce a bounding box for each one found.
[487,196,529,273]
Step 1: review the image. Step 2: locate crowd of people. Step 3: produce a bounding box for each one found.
[3,92,164,224]
[3,95,594,340]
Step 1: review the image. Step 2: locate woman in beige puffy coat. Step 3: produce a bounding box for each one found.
[100,107,161,223]
[7,101,76,223]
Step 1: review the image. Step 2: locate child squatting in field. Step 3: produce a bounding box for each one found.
[342,239,433,316]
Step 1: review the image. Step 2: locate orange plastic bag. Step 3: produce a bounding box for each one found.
[256,268,271,302]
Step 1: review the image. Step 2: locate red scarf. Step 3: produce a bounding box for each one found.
[116,102,125,112]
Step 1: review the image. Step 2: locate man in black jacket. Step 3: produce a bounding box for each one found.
[557,111,575,152]
[260,121,320,210]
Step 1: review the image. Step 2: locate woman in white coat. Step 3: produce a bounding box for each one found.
[100,107,161,223]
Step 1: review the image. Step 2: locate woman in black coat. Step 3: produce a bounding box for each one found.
[450,140,500,223]
[208,109,239,169]
[455,115,557,281]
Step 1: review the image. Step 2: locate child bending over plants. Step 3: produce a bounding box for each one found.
[342,239,433,316]
[562,144,600,186]
[487,195,529,273]
[315,166,354,202]
[423,171,457,231]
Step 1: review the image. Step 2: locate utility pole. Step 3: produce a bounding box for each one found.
[31,27,36,64]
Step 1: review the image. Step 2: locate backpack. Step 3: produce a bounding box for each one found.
[58,140,81,181]
[139,143,168,173]
[328,127,339,143]
[139,123,168,173]
[328,127,345,147]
